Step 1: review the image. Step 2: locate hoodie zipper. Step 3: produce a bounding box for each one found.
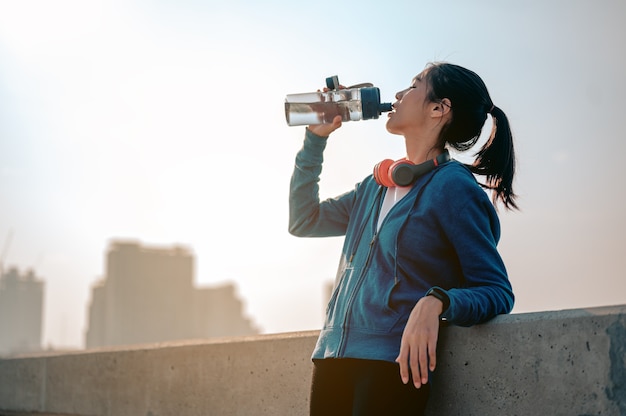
[337,230,379,356]
[336,185,395,356]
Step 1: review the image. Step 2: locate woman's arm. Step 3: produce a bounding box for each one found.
[438,190,515,326]
[288,120,356,237]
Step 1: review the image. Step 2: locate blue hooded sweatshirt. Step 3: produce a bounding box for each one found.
[289,129,514,363]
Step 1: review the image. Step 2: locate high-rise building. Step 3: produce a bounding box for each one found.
[0,267,45,356]
[85,241,258,348]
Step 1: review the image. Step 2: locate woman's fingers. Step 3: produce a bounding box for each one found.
[396,296,443,388]
[307,115,342,137]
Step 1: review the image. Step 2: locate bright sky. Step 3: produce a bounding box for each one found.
[1,0,625,349]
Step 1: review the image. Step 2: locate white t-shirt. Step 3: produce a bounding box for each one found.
[376,186,412,231]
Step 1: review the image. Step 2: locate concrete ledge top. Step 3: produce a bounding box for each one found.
[3,305,625,360]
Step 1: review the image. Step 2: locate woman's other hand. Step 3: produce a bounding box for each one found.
[306,86,344,137]
[307,115,342,137]
[396,295,443,389]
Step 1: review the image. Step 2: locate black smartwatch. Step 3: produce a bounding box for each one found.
[425,287,450,313]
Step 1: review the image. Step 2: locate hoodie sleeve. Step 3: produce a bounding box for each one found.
[434,170,515,326]
[288,129,357,238]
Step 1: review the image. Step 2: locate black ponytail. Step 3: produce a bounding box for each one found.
[470,105,517,209]
[424,63,518,210]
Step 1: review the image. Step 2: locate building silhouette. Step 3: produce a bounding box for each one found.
[0,267,45,356]
[85,241,257,348]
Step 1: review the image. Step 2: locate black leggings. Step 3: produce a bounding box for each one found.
[310,358,430,416]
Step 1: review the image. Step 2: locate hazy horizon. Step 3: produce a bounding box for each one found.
[1,0,625,349]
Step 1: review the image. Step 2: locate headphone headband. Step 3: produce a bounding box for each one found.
[374,150,451,187]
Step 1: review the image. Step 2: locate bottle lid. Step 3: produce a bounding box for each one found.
[361,87,392,120]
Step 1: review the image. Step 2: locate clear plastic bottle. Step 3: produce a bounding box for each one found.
[284,76,392,126]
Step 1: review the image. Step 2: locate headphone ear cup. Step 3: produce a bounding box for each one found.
[373,159,395,187]
[389,159,415,187]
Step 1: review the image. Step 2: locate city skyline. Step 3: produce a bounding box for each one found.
[1,239,259,355]
[1,0,625,349]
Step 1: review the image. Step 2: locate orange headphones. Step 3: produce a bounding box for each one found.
[373,150,451,187]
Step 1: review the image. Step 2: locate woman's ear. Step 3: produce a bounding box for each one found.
[431,98,452,118]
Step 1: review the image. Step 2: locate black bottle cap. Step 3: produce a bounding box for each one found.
[361,87,387,120]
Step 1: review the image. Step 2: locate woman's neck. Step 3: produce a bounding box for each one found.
[404,135,442,164]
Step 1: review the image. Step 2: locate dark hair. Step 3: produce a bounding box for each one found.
[423,62,517,210]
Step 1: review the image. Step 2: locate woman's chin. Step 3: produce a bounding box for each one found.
[385,119,402,135]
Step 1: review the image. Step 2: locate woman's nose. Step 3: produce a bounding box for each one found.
[395,88,407,100]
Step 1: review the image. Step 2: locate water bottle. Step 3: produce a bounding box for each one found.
[284,76,393,126]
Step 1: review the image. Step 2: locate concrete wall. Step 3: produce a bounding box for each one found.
[1,305,625,416]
